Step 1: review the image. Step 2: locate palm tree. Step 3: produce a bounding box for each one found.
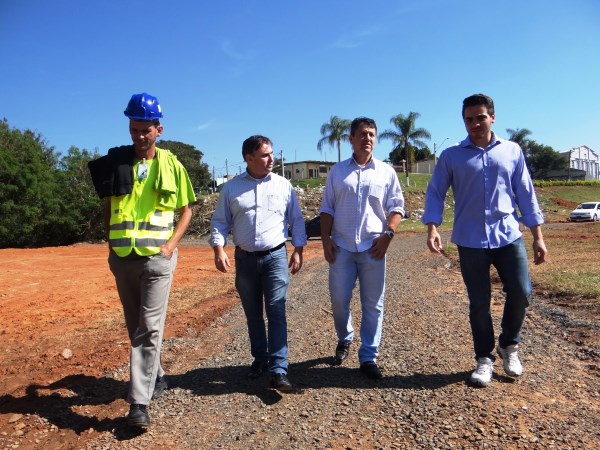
[317,116,351,162]
[378,112,431,178]
[506,128,532,148]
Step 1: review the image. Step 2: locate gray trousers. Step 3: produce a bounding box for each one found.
[108,248,178,405]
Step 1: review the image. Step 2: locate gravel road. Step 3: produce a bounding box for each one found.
[89,233,600,449]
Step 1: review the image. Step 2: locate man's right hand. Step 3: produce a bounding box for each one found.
[426,223,444,254]
[213,246,231,273]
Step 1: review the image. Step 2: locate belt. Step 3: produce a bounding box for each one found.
[236,242,285,257]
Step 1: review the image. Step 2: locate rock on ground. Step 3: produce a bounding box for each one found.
[82,234,599,449]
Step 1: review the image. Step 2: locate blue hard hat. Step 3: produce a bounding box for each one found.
[124,93,163,120]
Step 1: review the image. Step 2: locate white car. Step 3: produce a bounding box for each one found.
[569,201,600,222]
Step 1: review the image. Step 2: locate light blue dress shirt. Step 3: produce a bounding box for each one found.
[320,156,405,252]
[422,133,544,249]
[209,170,307,251]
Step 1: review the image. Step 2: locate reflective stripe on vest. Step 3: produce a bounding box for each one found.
[110,221,135,231]
[138,222,173,231]
[110,207,175,257]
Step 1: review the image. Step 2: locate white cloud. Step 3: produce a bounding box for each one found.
[196,120,215,131]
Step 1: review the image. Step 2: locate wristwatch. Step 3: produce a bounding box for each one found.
[384,230,394,239]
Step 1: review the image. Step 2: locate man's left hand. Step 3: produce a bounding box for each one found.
[368,234,392,260]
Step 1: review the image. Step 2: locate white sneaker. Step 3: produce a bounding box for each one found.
[497,344,523,377]
[470,357,494,387]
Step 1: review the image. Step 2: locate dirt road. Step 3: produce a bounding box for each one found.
[0,230,599,449]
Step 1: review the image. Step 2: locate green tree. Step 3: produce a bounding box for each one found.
[157,140,211,190]
[524,140,566,177]
[317,116,351,162]
[505,128,564,177]
[415,145,432,162]
[378,112,431,176]
[506,128,532,149]
[0,119,64,247]
[57,146,104,242]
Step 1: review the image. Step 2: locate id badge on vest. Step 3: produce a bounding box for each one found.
[137,158,148,180]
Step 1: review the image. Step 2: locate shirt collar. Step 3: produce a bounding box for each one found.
[461,131,501,150]
[244,170,272,181]
[350,155,375,168]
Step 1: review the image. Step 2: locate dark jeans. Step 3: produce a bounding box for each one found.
[457,238,532,360]
[235,245,289,375]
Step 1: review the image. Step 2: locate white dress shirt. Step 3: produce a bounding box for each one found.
[320,156,404,252]
[209,170,307,251]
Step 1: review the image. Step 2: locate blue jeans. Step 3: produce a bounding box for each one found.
[235,245,289,375]
[328,247,386,363]
[457,237,532,361]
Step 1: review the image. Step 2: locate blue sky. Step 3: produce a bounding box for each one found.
[2,0,599,179]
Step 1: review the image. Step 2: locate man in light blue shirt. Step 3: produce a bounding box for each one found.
[422,94,548,387]
[320,117,404,380]
[209,135,307,392]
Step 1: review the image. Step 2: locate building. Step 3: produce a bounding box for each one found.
[283,160,335,181]
[560,145,599,181]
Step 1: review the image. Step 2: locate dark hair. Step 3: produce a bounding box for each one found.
[242,135,273,158]
[462,94,494,117]
[350,117,377,136]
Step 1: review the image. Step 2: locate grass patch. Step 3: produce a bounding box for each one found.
[524,223,600,298]
[535,185,600,222]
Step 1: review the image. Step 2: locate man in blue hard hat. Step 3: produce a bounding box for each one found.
[88,93,196,427]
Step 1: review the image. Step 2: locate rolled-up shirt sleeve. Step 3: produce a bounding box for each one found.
[384,170,405,217]
[288,188,307,248]
[209,188,232,247]
[422,155,451,227]
[513,149,544,228]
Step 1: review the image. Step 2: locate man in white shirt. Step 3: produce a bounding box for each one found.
[320,117,404,380]
[209,135,307,391]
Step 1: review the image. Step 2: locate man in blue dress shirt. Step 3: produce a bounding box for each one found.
[320,117,405,380]
[422,93,548,387]
[209,135,307,392]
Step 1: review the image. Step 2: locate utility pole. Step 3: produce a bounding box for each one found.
[212,166,216,192]
[433,137,449,166]
[280,149,285,177]
[225,159,229,179]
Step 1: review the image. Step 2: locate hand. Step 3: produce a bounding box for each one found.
[321,236,338,264]
[368,234,392,260]
[288,250,303,274]
[159,241,176,258]
[426,225,444,254]
[532,238,547,265]
[213,248,231,273]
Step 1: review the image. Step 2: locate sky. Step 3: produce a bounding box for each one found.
[2,0,599,179]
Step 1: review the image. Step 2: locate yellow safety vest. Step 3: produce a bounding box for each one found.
[109,155,175,257]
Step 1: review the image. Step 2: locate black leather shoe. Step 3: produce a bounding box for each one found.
[247,360,269,379]
[360,361,383,380]
[269,373,293,392]
[334,342,351,365]
[128,404,151,427]
[152,375,168,400]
